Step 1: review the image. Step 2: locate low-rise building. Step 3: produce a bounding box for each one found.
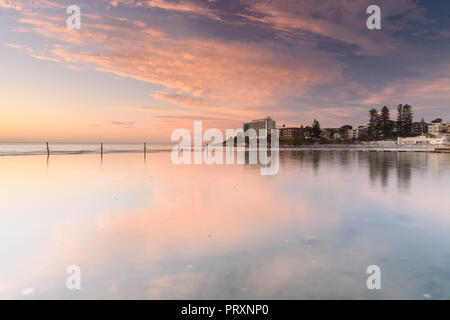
[303,126,313,138]
[397,135,447,145]
[412,121,428,136]
[338,125,353,139]
[446,123,450,139]
[279,126,304,139]
[320,128,338,139]
[429,121,447,137]
[353,125,369,139]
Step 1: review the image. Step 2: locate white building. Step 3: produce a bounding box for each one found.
[429,122,448,137]
[397,135,447,145]
[243,117,276,135]
[353,125,368,139]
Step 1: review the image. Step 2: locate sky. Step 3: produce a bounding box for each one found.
[0,0,449,142]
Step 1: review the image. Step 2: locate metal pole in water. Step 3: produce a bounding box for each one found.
[144,143,147,160]
[101,142,103,156]
[46,142,50,156]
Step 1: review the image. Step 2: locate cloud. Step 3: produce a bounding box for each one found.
[109,120,136,128]
[3,42,60,62]
[152,92,210,109]
[433,30,450,39]
[2,0,449,131]
[120,105,179,112]
[237,0,426,56]
[0,0,64,11]
[0,0,24,10]
[142,0,222,21]
[360,76,450,117]
[12,5,343,111]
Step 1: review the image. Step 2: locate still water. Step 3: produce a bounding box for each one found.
[1,150,450,299]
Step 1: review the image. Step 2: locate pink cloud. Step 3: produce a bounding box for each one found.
[3,41,61,62]
[3,0,447,134]
[12,8,343,111]
[362,76,450,107]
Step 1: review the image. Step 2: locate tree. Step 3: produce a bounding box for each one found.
[431,118,443,124]
[420,118,426,135]
[312,119,321,138]
[368,108,380,140]
[402,104,413,137]
[397,104,414,137]
[397,104,404,137]
[380,106,392,138]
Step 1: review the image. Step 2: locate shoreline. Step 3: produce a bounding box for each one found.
[1,145,450,157]
[276,144,450,153]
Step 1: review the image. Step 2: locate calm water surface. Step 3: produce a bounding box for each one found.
[1,150,450,299]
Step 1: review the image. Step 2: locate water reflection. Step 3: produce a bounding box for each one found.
[367,152,392,187]
[0,151,450,299]
[276,151,449,192]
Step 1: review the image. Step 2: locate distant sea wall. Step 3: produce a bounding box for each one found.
[277,144,449,153]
